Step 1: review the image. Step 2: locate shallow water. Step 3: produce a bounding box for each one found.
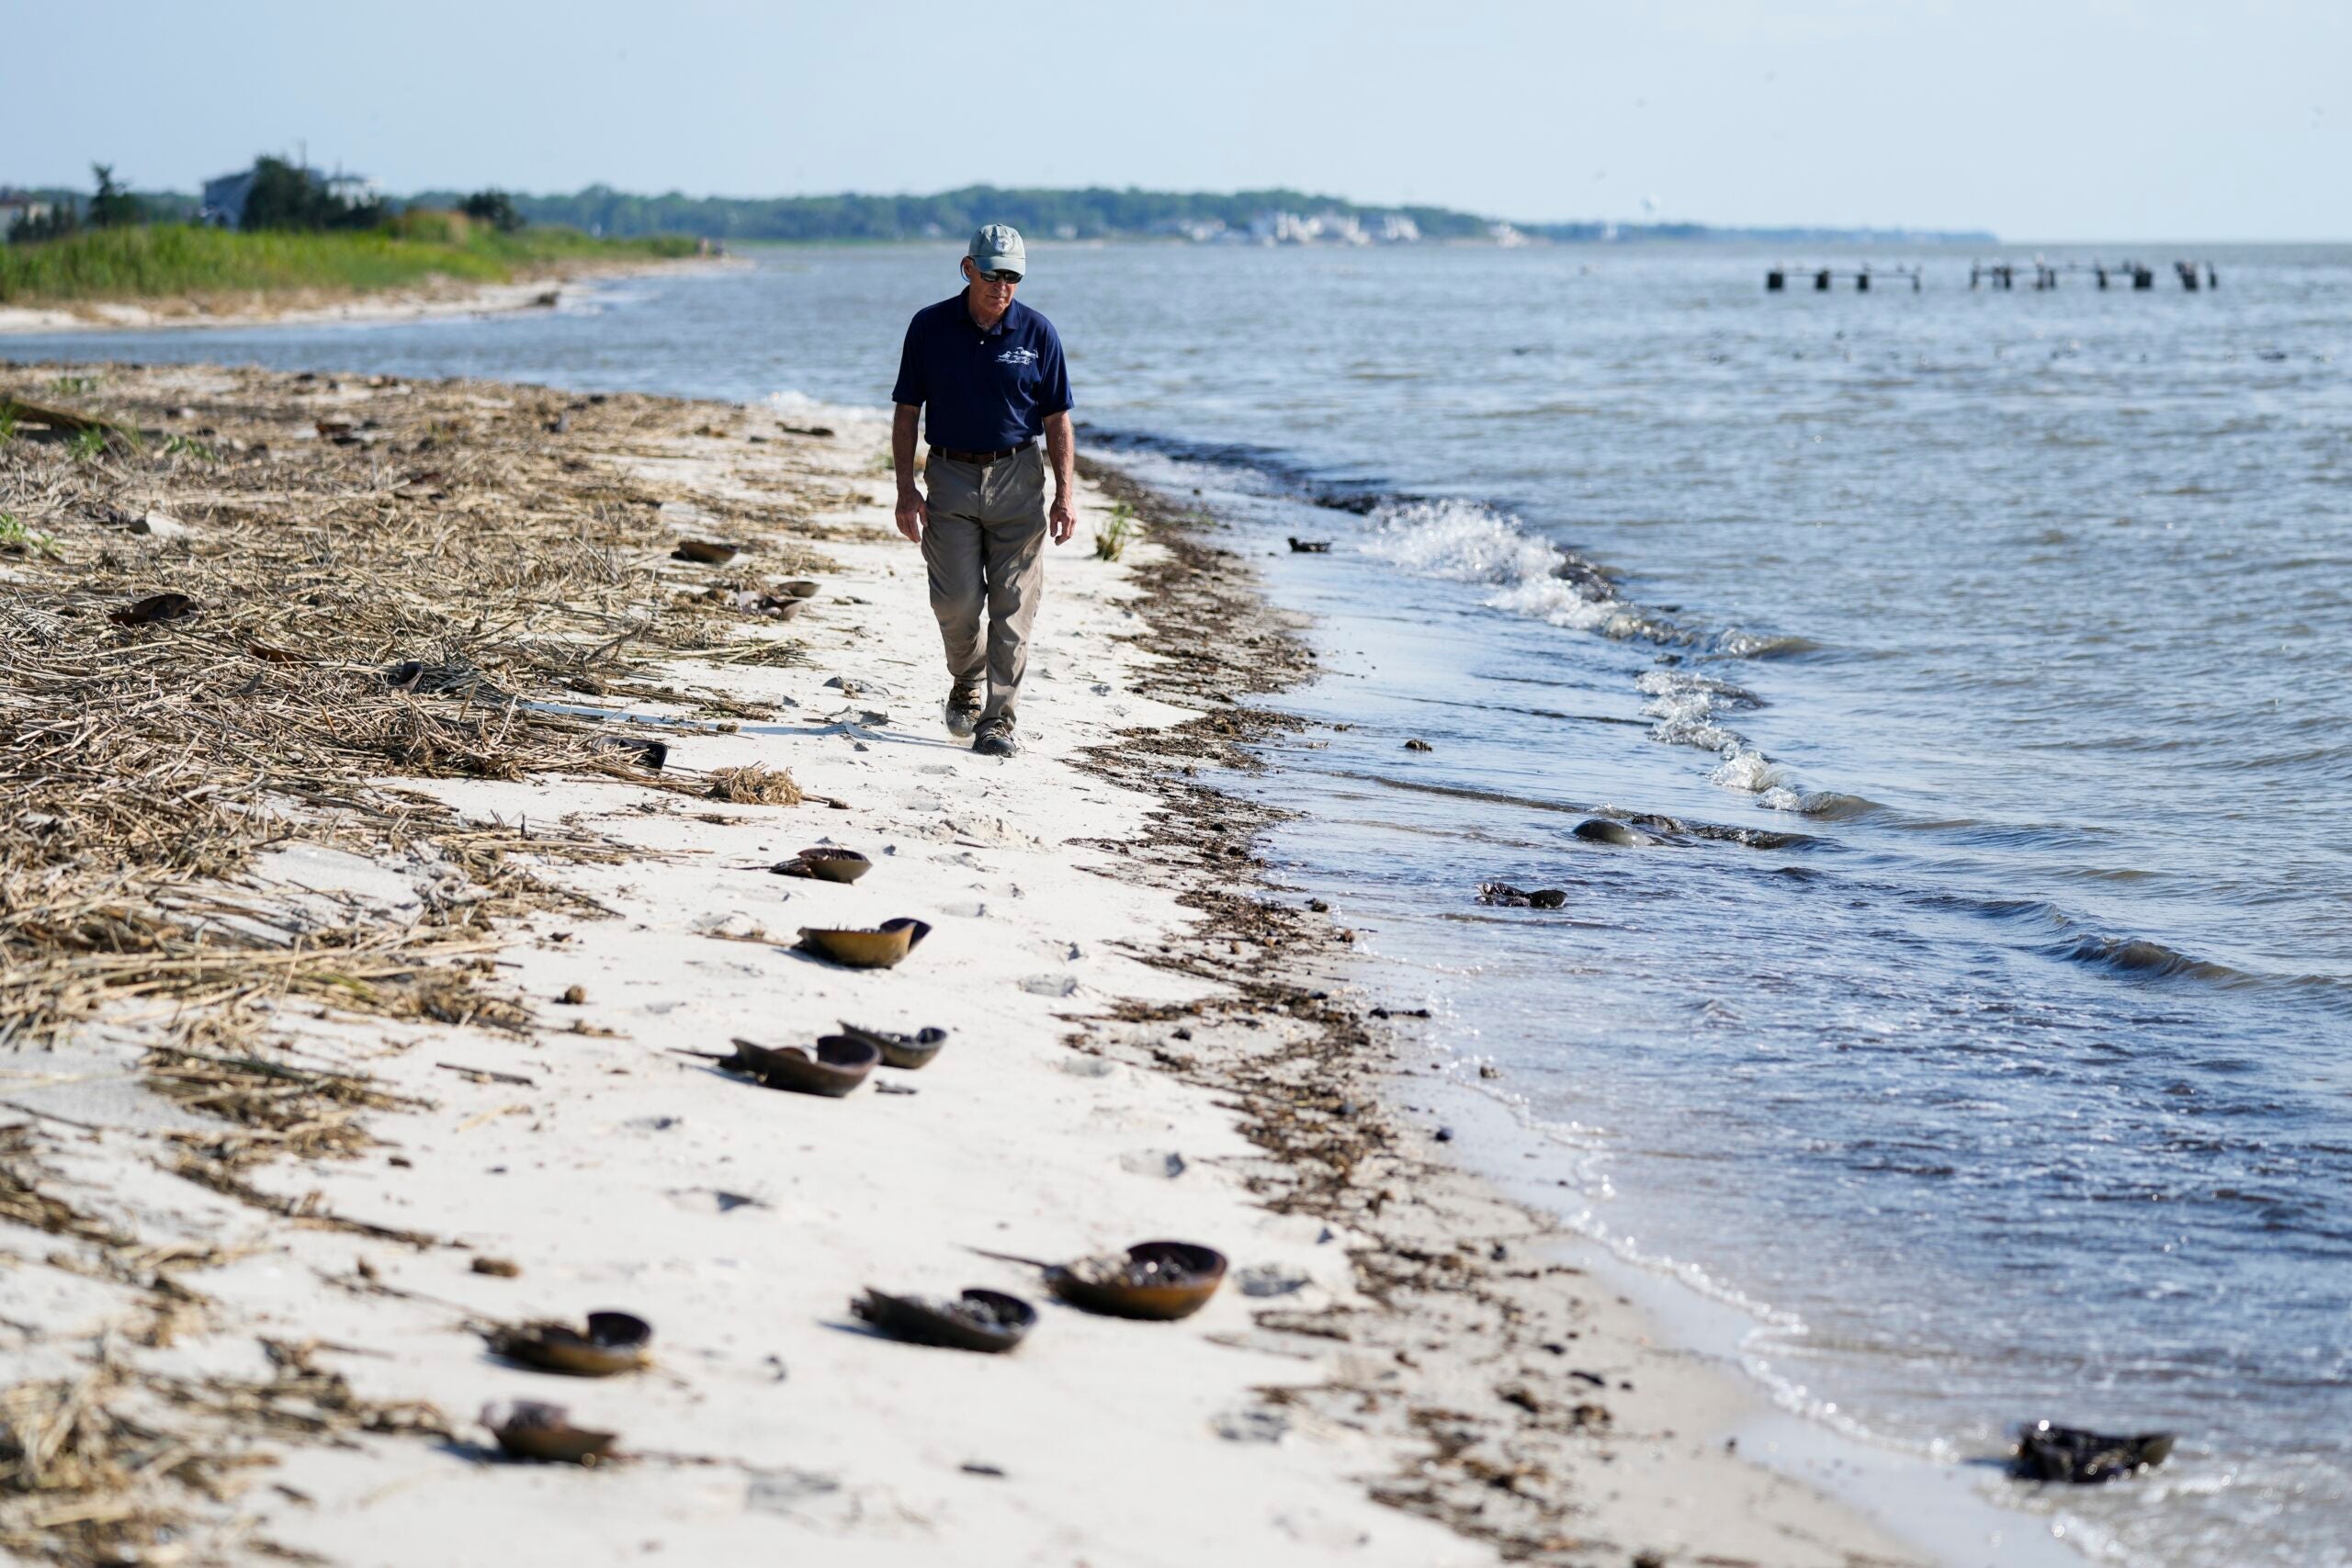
[13,241,2348,1562]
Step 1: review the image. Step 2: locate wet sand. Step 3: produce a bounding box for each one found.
[0,364,1930,1565]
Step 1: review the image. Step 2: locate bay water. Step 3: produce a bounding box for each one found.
[12,239,2346,1562]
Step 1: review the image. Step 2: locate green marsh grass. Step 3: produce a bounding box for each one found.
[0,222,697,306]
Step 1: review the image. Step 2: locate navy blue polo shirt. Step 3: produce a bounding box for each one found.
[890,292,1072,451]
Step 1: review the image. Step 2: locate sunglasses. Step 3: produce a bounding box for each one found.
[976,267,1023,285]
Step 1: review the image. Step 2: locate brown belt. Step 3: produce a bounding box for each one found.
[933,441,1034,466]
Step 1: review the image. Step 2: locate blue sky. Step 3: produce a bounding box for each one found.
[8,0,2346,240]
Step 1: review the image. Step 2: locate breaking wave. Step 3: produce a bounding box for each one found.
[1363,498,1825,800]
[1363,499,1644,637]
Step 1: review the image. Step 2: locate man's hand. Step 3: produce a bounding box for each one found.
[1043,410,1077,546]
[889,404,924,542]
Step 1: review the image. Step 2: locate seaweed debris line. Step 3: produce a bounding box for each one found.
[0,363,1919,1567]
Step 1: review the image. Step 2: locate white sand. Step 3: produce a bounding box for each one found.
[1,394,1954,1565]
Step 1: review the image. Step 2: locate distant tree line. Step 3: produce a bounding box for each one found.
[6,160,529,243]
[6,164,172,243]
[402,184,1498,243]
[9,165,1996,248]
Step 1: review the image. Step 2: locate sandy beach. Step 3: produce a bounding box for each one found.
[0,363,1946,1566]
[0,256,726,338]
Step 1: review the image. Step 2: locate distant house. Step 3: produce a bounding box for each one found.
[0,189,55,242]
[322,171,380,208]
[200,163,381,228]
[1150,217,1228,243]
[199,169,255,227]
[1247,209,1396,247]
[1308,210,1370,246]
[1249,209,1311,244]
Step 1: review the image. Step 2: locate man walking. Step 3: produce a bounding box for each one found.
[891,223,1077,757]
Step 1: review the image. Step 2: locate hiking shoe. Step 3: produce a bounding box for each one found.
[972,719,1020,758]
[944,687,983,739]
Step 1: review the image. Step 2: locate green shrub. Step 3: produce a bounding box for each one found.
[0,513,58,557]
[1092,499,1139,561]
[459,190,525,232]
[384,208,473,245]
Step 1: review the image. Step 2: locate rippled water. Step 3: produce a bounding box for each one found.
[13,242,2347,1562]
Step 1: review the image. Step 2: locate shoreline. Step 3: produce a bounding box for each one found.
[1082,464,2085,1568]
[3,360,1933,1565]
[0,254,732,337]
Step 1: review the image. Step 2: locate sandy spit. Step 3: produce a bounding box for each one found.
[0,254,731,337]
[0,363,1927,1567]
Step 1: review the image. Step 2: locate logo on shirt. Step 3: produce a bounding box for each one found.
[996,346,1038,367]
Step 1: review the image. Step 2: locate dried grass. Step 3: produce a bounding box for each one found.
[0,365,842,1565]
[0,1367,219,1566]
[0,365,831,1056]
[706,763,802,806]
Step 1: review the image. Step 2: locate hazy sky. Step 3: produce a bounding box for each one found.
[9,1,2346,240]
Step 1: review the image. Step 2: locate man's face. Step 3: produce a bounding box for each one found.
[962,255,1021,310]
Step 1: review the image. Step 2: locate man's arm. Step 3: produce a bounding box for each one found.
[1043,410,1077,546]
[892,403,925,543]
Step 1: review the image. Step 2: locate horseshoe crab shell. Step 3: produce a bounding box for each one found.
[797,918,931,969]
[491,1312,652,1377]
[2012,1423,2177,1483]
[852,1287,1035,1353]
[835,1022,948,1069]
[773,848,873,884]
[482,1400,618,1465]
[1046,1241,1228,1321]
[763,1036,880,1097]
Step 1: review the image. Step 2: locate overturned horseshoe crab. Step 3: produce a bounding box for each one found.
[2012,1422,2177,1483]
[110,592,200,626]
[670,1036,878,1096]
[852,1287,1036,1353]
[772,847,873,884]
[763,1036,881,1097]
[975,1240,1228,1321]
[1572,818,1660,848]
[1477,883,1566,908]
[835,1022,948,1070]
[489,1311,652,1377]
[482,1400,618,1465]
[797,918,931,969]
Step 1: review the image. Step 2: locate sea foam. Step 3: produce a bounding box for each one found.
[1363,498,1815,797]
[1363,499,1635,635]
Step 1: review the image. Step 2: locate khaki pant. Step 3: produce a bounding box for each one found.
[921,446,1047,727]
